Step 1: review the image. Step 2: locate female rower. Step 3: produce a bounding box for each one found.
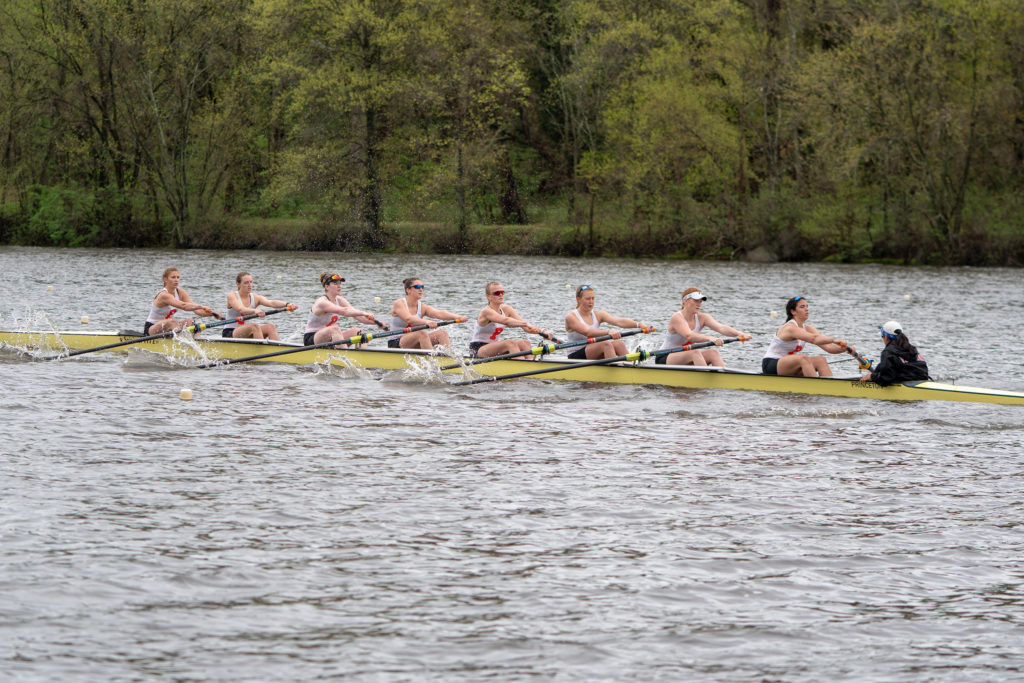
[859,320,930,385]
[223,272,292,340]
[144,267,219,335]
[657,288,749,366]
[761,296,850,377]
[564,285,652,360]
[470,282,554,358]
[304,273,380,346]
[389,277,464,350]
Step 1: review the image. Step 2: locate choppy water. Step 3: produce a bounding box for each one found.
[2,246,1023,681]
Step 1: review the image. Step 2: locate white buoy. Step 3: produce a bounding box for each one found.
[47,285,54,291]
[276,275,282,280]
[904,295,910,301]
[770,311,778,318]
[566,284,572,289]
[179,388,193,401]
[80,315,89,324]
[374,296,381,303]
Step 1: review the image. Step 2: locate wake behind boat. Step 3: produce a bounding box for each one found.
[3,329,1024,405]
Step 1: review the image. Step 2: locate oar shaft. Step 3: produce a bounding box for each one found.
[200,318,463,368]
[438,328,648,371]
[453,336,746,386]
[456,349,649,385]
[44,307,293,360]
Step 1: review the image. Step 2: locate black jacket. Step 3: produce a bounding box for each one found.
[870,344,930,386]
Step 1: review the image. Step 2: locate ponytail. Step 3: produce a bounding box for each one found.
[892,331,918,355]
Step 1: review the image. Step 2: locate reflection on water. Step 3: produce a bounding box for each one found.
[2,246,1024,680]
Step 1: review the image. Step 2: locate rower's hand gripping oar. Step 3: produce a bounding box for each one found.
[525,326,562,343]
[452,334,746,386]
[198,318,467,368]
[38,305,296,360]
[842,344,873,370]
[437,327,651,371]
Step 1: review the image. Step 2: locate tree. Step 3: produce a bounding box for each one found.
[795,0,1017,261]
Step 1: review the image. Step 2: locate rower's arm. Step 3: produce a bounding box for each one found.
[483,305,530,329]
[255,294,290,309]
[327,297,370,319]
[799,325,846,352]
[422,304,462,321]
[167,289,213,315]
[703,315,741,338]
[600,311,652,333]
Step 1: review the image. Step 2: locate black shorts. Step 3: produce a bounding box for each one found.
[143,321,153,335]
[303,332,316,346]
[222,328,236,338]
[655,353,667,365]
[468,341,487,357]
[567,347,587,360]
[762,357,779,375]
[388,338,400,349]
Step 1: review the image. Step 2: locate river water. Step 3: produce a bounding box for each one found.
[2,246,1023,681]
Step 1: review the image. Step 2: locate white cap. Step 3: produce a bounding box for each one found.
[880,320,902,338]
[683,291,708,302]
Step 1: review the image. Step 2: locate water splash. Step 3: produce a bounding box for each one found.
[378,352,451,385]
[323,353,373,380]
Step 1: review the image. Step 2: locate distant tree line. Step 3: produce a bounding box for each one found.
[1,0,1022,264]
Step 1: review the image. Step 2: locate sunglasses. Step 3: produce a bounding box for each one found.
[579,285,593,291]
[410,284,425,290]
[490,289,505,296]
[793,295,803,302]
[326,275,344,283]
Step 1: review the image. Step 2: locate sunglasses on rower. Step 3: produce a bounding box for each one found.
[410,284,425,290]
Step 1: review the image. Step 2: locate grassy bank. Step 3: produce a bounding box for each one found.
[4,190,1024,265]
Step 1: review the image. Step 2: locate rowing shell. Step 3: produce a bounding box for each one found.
[4,329,1024,405]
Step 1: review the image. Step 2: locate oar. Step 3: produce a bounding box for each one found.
[197,318,465,368]
[454,336,748,386]
[39,306,294,360]
[437,328,648,371]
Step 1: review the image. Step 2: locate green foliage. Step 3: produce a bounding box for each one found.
[0,0,1022,263]
[18,187,93,246]
[10,185,150,247]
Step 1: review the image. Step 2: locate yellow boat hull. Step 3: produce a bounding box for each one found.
[4,329,1024,405]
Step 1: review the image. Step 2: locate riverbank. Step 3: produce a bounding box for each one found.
[86,215,1024,266]
[3,211,1023,266]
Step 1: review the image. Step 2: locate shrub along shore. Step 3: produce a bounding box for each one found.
[3,200,1022,266]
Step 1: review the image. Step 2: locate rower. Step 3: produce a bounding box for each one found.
[304,273,380,346]
[657,288,749,367]
[224,272,292,340]
[469,282,554,358]
[564,285,652,360]
[145,267,220,335]
[761,296,850,377]
[389,277,464,351]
